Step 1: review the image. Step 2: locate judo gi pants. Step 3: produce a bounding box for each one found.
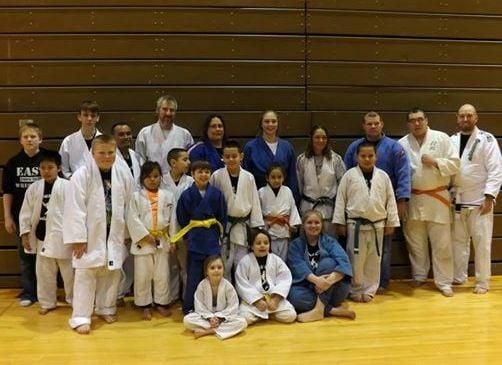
[452,207,493,290]
[288,257,350,316]
[183,313,247,340]
[36,254,74,310]
[379,233,393,289]
[118,242,134,299]
[167,240,187,304]
[69,266,121,328]
[134,250,169,306]
[271,237,289,262]
[346,225,383,297]
[224,242,248,279]
[404,219,453,291]
[239,300,296,324]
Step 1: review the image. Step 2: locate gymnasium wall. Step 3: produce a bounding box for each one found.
[1,0,501,287]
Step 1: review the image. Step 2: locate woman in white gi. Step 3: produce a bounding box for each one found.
[184,255,247,340]
[297,125,346,236]
[127,161,174,320]
[235,229,296,325]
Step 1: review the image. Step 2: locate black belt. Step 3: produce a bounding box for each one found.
[302,194,335,210]
[349,217,385,256]
[226,214,251,242]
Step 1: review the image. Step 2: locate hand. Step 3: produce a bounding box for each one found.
[266,294,281,312]
[141,234,157,246]
[4,216,16,235]
[73,243,87,259]
[314,276,332,294]
[480,197,494,215]
[21,235,32,252]
[325,272,344,285]
[335,224,347,237]
[397,200,408,222]
[421,154,438,168]
[168,243,177,253]
[209,316,220,328]
[254,299,268,312]
[384,226,395,236]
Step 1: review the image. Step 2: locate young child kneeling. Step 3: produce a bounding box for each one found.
[183,255,247,340]
[235,229,296,325]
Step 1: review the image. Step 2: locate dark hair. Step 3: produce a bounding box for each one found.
[223,139,242,153]
[79,100,100,114]
[191,159,212,174]
[257,110,279,136]
[407,107,427,122]
[202,114,227,143]
[249,228,272,251]
[110,122,131,135]
[265,162,285,178]
[39,150,62,167]
[167,148,188,167]
[203,255,223,276]
[140,161,163,187]
[356,141,377,154]
[304,124,332,160]
[363,111,381,123]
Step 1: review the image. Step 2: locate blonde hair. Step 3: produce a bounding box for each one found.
[91,134,116,151]
[19,122,42,139]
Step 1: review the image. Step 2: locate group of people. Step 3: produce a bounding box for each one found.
[2,95,501,340]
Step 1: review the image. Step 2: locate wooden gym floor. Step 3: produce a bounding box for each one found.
[1,278,501,365]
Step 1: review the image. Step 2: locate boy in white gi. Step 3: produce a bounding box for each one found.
[399,108,460,297]
[333,142,399,302]
[64,135,134,334]
[19,151,74,314]
[210,140,264,277]
[451,104,502,294]
[59,100,102,178]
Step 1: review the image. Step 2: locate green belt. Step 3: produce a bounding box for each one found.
[349,218,385,256]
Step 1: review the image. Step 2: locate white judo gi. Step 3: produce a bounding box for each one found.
[63,158,134,328]
[162,173,194,303]
[333,166,399,297]
[135,121,193,174]
[235,253,296,323]
[127,188,174,306]
[183,278,247,340]
[399,128,460,290]
[210,168,264,275]
[258,185,301,261]
[451,127,502,289]
[19,177,74,310]
[59,129,102,178]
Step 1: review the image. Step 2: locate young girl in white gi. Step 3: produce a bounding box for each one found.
[127,161,174,320]
[235,229,296,325]
[19,152,74,315]
[258,164,301,261]
[333,142,399,302]
[183,255,247,340]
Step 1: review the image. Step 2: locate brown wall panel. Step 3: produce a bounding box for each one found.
[0,35,305,60]
[0,8,304,34]
[308,10,502,40]
[1,60,304,86]
[0,140,62,166]
[493,215,502,237]
[0,276,21,288]
[308,37,502,64]
[2,1,305,7]
[0,250,20,274]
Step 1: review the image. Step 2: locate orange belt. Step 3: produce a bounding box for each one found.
[411,185,450,208]
[264,215,290,227]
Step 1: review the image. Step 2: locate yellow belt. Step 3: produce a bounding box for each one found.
[148,227,169,242]
[170,218,224,244]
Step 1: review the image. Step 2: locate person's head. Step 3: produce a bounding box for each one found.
[259,110,279,138]
[356,142,377,173]
[407,108,429,139]
[140,161,162,191]
[39,151,61,184]
[265,163,285,189]
[222,140,243,173]
[302,210,324,239]
[456,104,478,133]
[363,111,384,141]
[91,135,116,171]
[78,100,100,129]
[305,125,331,159]
[111,122,133,151]
[202,114,226,145]
[203,255,224,281]
[19,123,43,154]
[156,95,178,128]
[249,229,271,258]
[167,148,190,175]
[191,160,212,189]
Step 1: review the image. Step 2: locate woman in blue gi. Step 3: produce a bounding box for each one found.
[189,114,227,172]
[243,110,300,202]
[287,210,356,322]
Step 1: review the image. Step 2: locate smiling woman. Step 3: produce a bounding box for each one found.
[188,114,227,172]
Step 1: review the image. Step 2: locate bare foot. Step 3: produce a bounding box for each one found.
[75,324,90,335]
[410,280,426,288]
[350,294,364,303]
[473,287,488,295]
[376,287,387,295]
[142,308,153,321]
[99,314,117,324]
[193,328,215,339]
[116,298,126,307]
[329,306,356,320]
[297,297,325,323]
[362,294,373,303]
[440,288,454,297]
[452,280,465,286]
[39,307,55,315]
[156,305,171,317]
